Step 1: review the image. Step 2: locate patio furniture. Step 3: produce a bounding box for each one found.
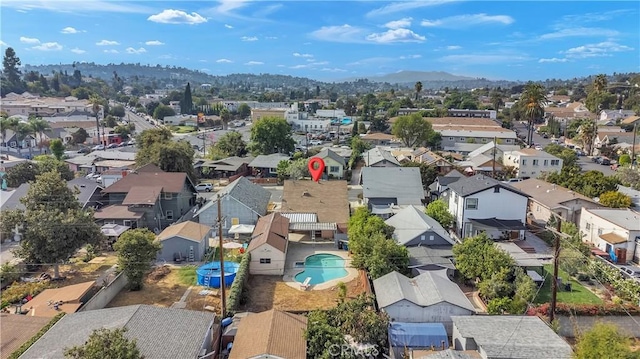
[300,277,312,290]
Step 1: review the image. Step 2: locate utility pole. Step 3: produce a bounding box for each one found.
[549,217,562,323]
[217,194,226,319]
[631,122,637,170]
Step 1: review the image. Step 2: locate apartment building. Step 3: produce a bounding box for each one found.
[502,148,563,179]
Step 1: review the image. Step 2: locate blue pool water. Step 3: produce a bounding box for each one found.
[294,253,348,285]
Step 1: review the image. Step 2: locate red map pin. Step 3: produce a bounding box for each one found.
[308,158,325,182]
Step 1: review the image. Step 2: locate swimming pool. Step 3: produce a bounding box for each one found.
[294,253,348,285]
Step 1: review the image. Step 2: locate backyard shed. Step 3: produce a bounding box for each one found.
[389,322,449,359]
[247,213,290,275]
[156,221,211,262]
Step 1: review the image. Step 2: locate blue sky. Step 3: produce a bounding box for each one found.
[1,0,638,81]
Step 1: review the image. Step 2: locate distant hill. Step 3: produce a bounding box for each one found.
[340,71,479,84]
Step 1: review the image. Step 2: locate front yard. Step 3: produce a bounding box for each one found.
[534,264,603,305]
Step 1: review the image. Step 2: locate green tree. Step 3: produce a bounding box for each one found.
[288,157,309,180]
[576,119,598,156]
[181,82,193,115]
[64,328,144,359]
[599,191,632,208]
[237,103,251,119]
[585,74,616,113]
[367,232,410,279]
[249,116,295,155]
[573,322,636,359]
[616,167,640,190]
[110,105,126,118]
[114,123,136,140]
[414,81,423,101]
[135,128,196,180]
[425,199,454,228]
[114,228,161,291]
[453,233,515,281]
[153,104,176,120]
[70,127,89,145]
[392,113,437,148]
[49,139,65,160]
[220,108,231,129]
[2,47,25,94]
[490,90,505,111]
[618,154,631,166]
[37,157,74,181]
[27,117,50,150]
[71,87,92,100]
[5,171,103,278]
[0,116,20,152]
[215,131,247,157]
[478,267,514,300]
[521,82,548,145]
[276,160,290,183]
[544,143,579,170]
[305,311,348,359]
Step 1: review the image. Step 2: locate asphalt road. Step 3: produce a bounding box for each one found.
[125,110,157,132]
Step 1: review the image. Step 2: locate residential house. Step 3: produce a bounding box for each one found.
[363,147,400,167]
[361,167,424,216]
[97,166,196,232]
[195,176,271,236]
[250,108,289,122]
[580,208,640,264]
[194,156,253,179]
[281,180,350,239]
[412,149,454,174]
[451,316,573,359]
[621,115,640,126]
[361,132,396,146]
[247,213,290,275]
[509,178,601,225]
[438,127,517,152]
[618,186,640,208]
[388,323,451,359]
[229,310,307,359]
[20,305,218,359]
[429,169,464,201]
[1,129,37,150]
[163,114,197,126]
[466,141,521,160]
[408,246,456,277]
[600,109,636,122]
[24,281,96,318]
[65,150,136,173]
[156,221,212,262]
[385,205,454,246]
[456,154,503,177]
[445,174,528,239]
[427,117,499,130]
[0,93,98,117]
[1,177,103,211]
[502,149,563,179]
[0,315,52,359]
[249,153,291,178]
[594,129,637,154]
[312,147,346,179]
[373,271,475,334]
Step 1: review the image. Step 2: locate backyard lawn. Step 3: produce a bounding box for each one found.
[534,264,603,305]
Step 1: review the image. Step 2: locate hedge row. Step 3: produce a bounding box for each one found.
[226,252,250,317]
[8,312,66,359]
[528,303,640,317]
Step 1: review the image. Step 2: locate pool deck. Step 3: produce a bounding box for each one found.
[283,241,358,291]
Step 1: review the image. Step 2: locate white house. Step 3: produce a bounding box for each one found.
[579,208,640,264]
[373,271,475,335]
[247,213,290,275]
[445,174,529,240]
[502,148,563,179]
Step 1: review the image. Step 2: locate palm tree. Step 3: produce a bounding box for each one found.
[28,116,51,152]
[220,108,230,130]
[16,122,35,159]
[490,90,504,111]
[593,74,608,93]
[88,95,104,145]
[414,81,423,101]
[520,82,548,145]
[576,118,597,156]
[1,116,20,153]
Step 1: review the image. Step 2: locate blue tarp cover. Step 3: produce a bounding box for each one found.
[389,322,449,349]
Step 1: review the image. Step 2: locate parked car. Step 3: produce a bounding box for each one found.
[597,157,611,165]
[106,143,118,149]
[195,183,213,192]
[620,266,640,278]
[534,145,543,151]
[309,140,323,146]
[92,144,105,151]
[591,156,601,163]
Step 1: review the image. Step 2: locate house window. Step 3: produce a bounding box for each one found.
[330,166,339,173]
[466,198,478,210]
[494,187,500,193]
[521,159,527,166]
[551,160,560,166]
[459,137,465,141]
[260,258,271,264]
[532,160,539,166]
[429,235,435,241]
[448,137,454,141]
[421,235,426,241]
[164,192,173,200]
[9,141,17,147]
[166,210,174,220]
[123,220,132,227]
[506,139,512,143]
[544,160,548,166]
[586,223,591,230]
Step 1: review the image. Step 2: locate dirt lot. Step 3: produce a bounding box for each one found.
[106,267,188,308]
[241,275,367,313]
[184,286,222,313]
[48,254,118,287]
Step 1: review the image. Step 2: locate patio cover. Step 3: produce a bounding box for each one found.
[527,270,544,284]
[470,218,526,231]
[289,222,337,231]
[100,224,130,237]
[599,232,627,245]
[389,322,449,349]
[228,224,255,234]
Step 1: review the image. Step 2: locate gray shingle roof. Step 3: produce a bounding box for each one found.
[20,305,215,359]
[362,167,424,205]
[451,316,573,359]
[445,174,526,197]
[437,170,464,187]
[1,178,101,211]
[467,141,521,158]
[373,271,475,312]
[249,153,291,169]
[312,148,346,167]
[585,208,640,230]
[364,147,400,166]
[385,205,453,245]
[196,176,271,217]
[407,246,455,269]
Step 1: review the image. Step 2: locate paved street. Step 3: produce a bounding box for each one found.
[125,109,157,132]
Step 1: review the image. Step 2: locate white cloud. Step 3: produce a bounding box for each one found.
[148,9,207,24]
[104,49,119,54]
[214,0,251,15]
[310,24,367,43]
[265,36,278,40]
[2,1,153,14]
[366,28,425,43]
[421,13,514,28]
[126,47,146,54]
[539,27,619,40]
[293,53,313,58]
[446,45,462,50]
[241,36,258,41]
[290,64,308,69]
[96,39,119,46]
[61,26,82,34]
[0,40,8,47]
[438,54,529,65]
[216,58,233,63]
[559,10,634,26]
[384,17,412,29]
[366,0,458,17]
[321,68,347,73]
[70,48,86,54]
[224,24,233,29]
[399,54,422,59]
[564,41,634,59]
[20,36,40,44]
[145,40,164,46]
[309,61,329,66]
[538,57,568,63]
[244,61,263,65]
[32,42,63,51]
[276,64,286,68]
